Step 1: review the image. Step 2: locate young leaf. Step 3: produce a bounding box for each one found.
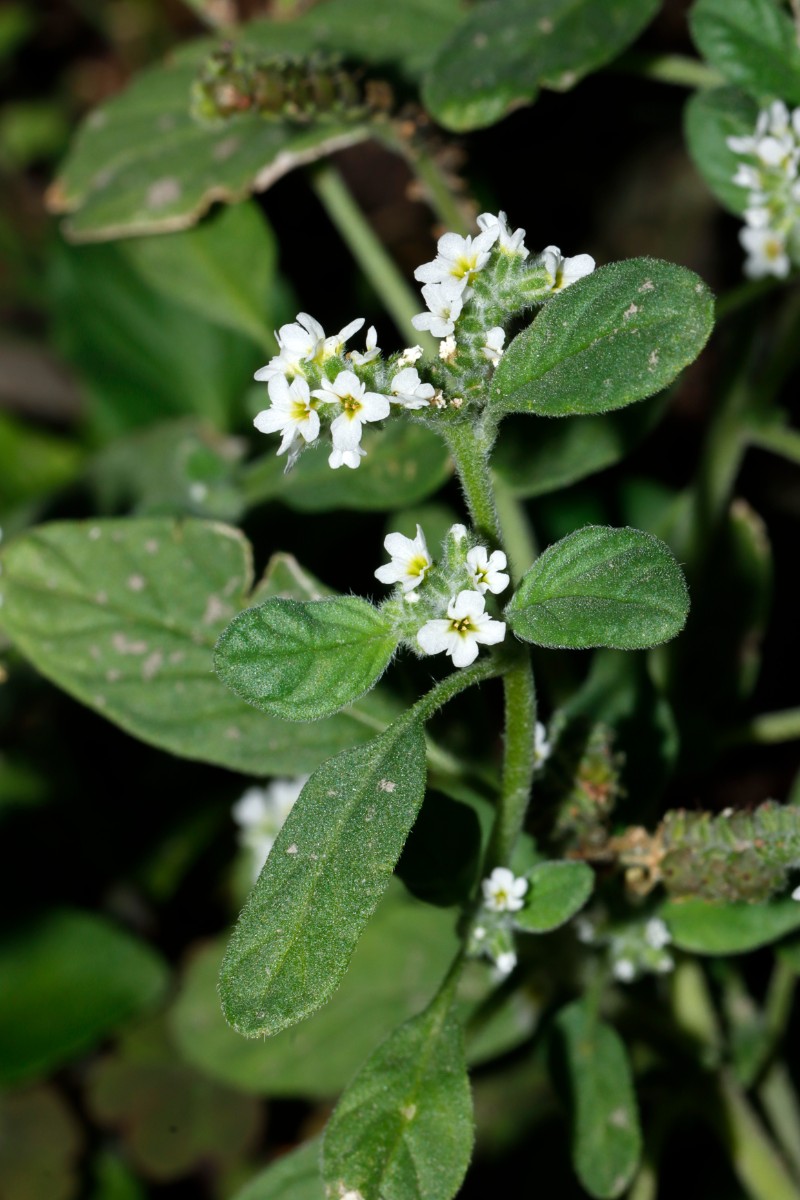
[0,909,167,1086]
[514,861,594,934]
[506,526,689,650]
[0,519,397,777]
[233,1138,323,1200]
[689,0,800,106]
[322,992,473,1200]
[219,717,428,1037]
[215,596,398,721]
[492,259,714,418]
[664,898,800,955]
[684,86,759,215]
[422,0,660,132]
[554,1000,642,1199]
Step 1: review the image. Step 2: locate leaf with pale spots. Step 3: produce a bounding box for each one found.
[322,989,472,1200]
[219,716,427,1036]
[492,259,714,418]
[0,519,399,777]
[553,999,642,1199]
[215,596,398,721]
[507,526,689,650]
[513,861,594,934]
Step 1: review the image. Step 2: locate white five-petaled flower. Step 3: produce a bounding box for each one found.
[533,721,552,767]
[613,958,636,983]
[348,324,380,365]
[389,367,435,410]
[417,589,506,667]
[481,327,505,366]
[375,525,433,592]
[312,369,390,468]
[254,376,319,459]
[253,313,365,383]
[740,226,791,277]
[232,776,308,879]
[411,278,465,338]
[482,866,528,913]
[414,226,499,290]
[477,210,528,257]
[536,245,596,292]
[466,545,509,595]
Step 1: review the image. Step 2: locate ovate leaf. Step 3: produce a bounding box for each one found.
[0,909,167,1086]
[664,898,800,955]
[492,259,714,418]
[684,86,758,215]
[514,861,594,933]
[322,992,472,1200]
[554,1000,641,1199]
[215,597,398,721]
[506,526,689,650]
[689,0,800,105]
[219,717,427,1036]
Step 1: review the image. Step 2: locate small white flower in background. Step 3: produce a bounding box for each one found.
[481,327,505,366]
[411,278,465,338]
[398,345,424,366]
[644,917,672,950]
[481,866,528,913]
[253,376,319,461]
[477,210,528,257]
[537,245,596,292]
[313,370,390,468]
[791,884,800,901]
[233,777,308,879]
[375,525,433,592]
[728,101,800,278]
[533,721,552,767]
[389,367,435,410]
[613,958,636,983]
[348,324,380,365]
[740,226,791,277]
[417,589,506,668]
[414,226,499,290]
[574,915,596,944]
[466,545,509,595]
[493,950,518,978]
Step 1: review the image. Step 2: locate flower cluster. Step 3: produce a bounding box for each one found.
[728,100,800,278]
[575,911,674,982]
[469,866,530,978]
[232,775,307,880]
[373,522,508,668]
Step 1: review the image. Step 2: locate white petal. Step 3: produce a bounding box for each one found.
[417,619,452,655]
[450,636,479,668]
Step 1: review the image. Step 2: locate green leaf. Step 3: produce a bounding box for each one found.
[0,519,397,777]
[554,1000,642,1199]
[0,411,84,509]
[684,86,758,215]
[423,0,660,132]
[492,259,714,418]
[322,992,473,1200]
[514,861,594,933]
[219,717,428,1036]
[664,898,800,955]
[0,909,167,1086]
[171,885,460,1097]
[233,1138,323,1200]
[215,596,398,721]
[689,0,800,105]
[241,420,453,513]
[506,526,690,650]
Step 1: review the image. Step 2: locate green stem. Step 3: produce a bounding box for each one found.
[719,1071,800,1200]
[748,421,800,466]
[407,144,472,236]
[440,416,502,544]
[728,707,800,747]
[759,1062,800,1182]
[615,51,724,89]
[410,655,502,725]
[308,161,435,354]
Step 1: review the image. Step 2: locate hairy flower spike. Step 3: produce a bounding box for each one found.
[728,99,800,278]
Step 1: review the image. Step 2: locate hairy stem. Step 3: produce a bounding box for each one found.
[616,51,724,90]
[759,1062,800,1182]
[441,415,502,544]
[410,655,502,725]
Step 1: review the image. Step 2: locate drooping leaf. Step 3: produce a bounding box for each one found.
[664,897,800,955]
[689,0,800,105]
[514,861,594,934]
[423,0,660,132]
[0,909,167,1086]
[492,259,714,418]
[0,1085,83,1200]
[506,526,689,650]
[684,86,758,215]
[233,1138,323,1200]
[554,999,642,1199]
[322,991,473,1200]
[219,717,428,1036]
[0,519,398,777]
[215,596,398,721]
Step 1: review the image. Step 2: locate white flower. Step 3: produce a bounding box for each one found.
[439,335,457,362]
[739,226,791,277]
[477,210,528,256]
[329,444,366,470]
[414,227,499,289]
[481,327,505,366]
[389,367,435,410]
[398,345,424,366]
[574,915,596,944]
[313,369,390,463]
[253,376,319,458]
[733,163,763,190]
[493,950,518,978]
[417,589,506,668]
[644,917,671,950]
[348,324,380,365]
[254,313,365,382]
[466,545,509,595]
[320,317,366,361]
[537,245,596,292]
[743,205,771,228]
[533,721,552,767]
[613,958,636,983]
[482,866,528,913]
[411,278,465,338]
[450,523,468,543]
[791,884,800,901]
[375,525,433,592]
[233,776,308,879]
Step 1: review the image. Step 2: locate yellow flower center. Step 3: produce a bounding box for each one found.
[408,555,429,579]
[451,616,475,634]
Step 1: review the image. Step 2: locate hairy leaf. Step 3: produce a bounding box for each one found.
[684,86,758,215]
[233,1138,323,1200]
[689,0,800,105]
[514,861,594,933]
[664,897,800,954]
[506,526,689,650]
